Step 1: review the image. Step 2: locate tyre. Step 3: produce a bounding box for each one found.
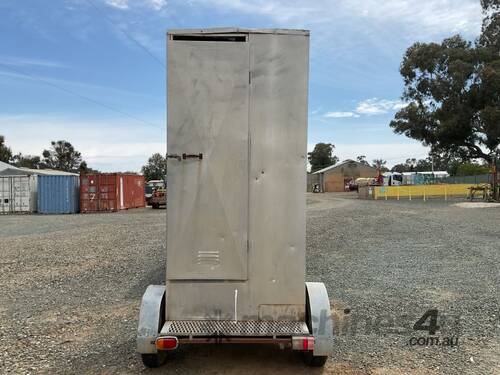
[152,203,158,209]
[141,352,167,368]
[303,351,328,367]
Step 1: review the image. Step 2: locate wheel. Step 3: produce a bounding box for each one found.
[152,203,158,209]
[303,351,328,367]
[141,352,167,368]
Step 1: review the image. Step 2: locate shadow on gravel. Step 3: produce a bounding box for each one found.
[145,345,327,375]
[126,263,166,299]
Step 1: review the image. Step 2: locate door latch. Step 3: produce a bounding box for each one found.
[182,153,203,160]
[167,153,203,161]
[167,154,182,161]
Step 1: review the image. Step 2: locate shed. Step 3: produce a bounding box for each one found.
[0,161,26,176]
[0,162,79,177]
[312,159,378,192]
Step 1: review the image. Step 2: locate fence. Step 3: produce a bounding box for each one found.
[443,174,491,185]
[373,184,483,201]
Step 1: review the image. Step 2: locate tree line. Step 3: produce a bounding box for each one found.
[0,135,94,173]
[307,142,491,176]
[1,134,168,179]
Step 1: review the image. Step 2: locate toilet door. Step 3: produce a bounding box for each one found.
[167,34,250,280]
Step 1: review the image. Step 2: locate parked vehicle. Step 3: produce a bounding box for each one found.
[383,172,403,186]
[150,186,166,209]
[145,180,165,206]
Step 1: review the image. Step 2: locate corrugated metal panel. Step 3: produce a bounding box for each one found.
[0,175,37,213]
[120,174,146,209]
[80,173,145,213]
[37,175,80,214]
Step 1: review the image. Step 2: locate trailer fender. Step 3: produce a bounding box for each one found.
[137,285,166,354]
[305,282,333,356]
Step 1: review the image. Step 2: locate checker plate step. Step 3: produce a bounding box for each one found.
[162,320,310,336]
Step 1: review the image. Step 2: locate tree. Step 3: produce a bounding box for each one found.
[372,159,389,172]
[142,153,167,181]
[391,163,408,173]
[456,162,490,176]
[11,153,41,169]
[391,158,419,173]
[42,140,85,172]
[308,143,338,172]
[390,3,500,165]
[356,155,369,165]
[0,135,12,163]
[78,161,100,174]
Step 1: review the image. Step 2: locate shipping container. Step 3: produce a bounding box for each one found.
[37,175,80,214]
[80,173,145,213]
[0,175,37,213]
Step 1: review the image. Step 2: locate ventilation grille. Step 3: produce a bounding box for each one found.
[172,35,247,42]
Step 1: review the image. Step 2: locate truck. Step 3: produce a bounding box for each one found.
[149,186,166,209]
[145,180,165,206]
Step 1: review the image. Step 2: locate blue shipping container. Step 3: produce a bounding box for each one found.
[37,175,80,214]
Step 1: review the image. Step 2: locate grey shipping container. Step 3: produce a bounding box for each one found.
[38,175,80,214]
[0,175,37,213]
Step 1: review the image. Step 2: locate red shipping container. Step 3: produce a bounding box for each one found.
[80,173,145,213]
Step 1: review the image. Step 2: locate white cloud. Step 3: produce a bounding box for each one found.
[323,98,407,119]
[105,0,129,9]
[150,0,167,10]
[341,0,481,36]
[190,0,482,37]
[324,111,359,118]
[104,0,167,10]
[0,114,165,172]
[0,56,66,69]
[355,98,406,116]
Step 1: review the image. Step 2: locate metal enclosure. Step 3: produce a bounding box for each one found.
[0,175,37,214]
[166,28,309,321]
[37,175,80,214]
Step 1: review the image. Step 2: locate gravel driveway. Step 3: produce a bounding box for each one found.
[0,194,498,374]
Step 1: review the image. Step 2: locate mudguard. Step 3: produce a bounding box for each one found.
[137,285,166,354]
[305,282,333,356]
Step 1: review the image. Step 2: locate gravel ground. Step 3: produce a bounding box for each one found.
[0,194,498,374]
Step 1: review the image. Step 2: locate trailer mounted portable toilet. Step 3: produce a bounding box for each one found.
[137,28,333,368]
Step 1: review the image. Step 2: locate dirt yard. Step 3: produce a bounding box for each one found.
[0,193,498,374]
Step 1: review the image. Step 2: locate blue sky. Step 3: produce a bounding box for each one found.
[0,0,483,171]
